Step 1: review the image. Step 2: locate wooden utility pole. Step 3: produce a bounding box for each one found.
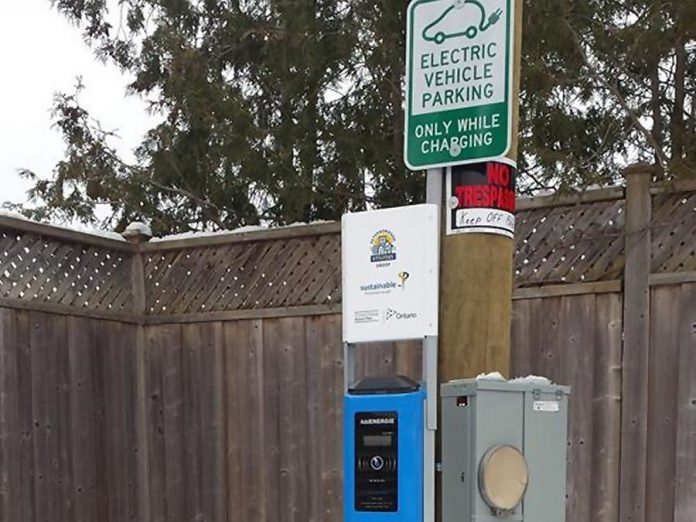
[426,2,524,519]
[436,0,523,383]
[408,0,525,518]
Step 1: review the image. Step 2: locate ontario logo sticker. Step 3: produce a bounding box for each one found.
[370,230,397,263]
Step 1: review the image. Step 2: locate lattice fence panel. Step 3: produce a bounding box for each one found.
[651,191,696,273]
[514,199,625,286]
[144,234,342,314]
[0,227,133,312]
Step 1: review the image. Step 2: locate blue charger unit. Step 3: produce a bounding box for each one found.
[344,376,425,522]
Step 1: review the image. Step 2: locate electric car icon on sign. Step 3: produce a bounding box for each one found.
[422,0,503,45]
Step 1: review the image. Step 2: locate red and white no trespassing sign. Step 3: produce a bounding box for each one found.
[446,158,516,238]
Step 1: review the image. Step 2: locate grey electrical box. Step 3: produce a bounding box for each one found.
[441,377,570,522]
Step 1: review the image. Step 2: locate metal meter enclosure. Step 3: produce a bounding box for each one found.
[441,378,570,522]
[344,376,425,521]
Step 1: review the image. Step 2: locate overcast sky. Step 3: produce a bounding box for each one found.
[0,0,154,209]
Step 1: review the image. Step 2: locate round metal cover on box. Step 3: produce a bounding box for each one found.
[478,445,529,513]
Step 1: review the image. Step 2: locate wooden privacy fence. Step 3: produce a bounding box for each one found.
[0,171,695,522]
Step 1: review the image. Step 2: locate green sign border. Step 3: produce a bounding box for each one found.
[404,0,514,170]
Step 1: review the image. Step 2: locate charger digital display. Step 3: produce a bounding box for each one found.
[355,412,399,512]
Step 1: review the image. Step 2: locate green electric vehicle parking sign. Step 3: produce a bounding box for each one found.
[404,0,514,170]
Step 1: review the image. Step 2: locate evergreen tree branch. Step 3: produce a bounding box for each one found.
[144,178,226,230]
[563,19,667,169]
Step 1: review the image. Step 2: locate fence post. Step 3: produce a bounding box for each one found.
[123,225,152,522]
[620,165,653,522]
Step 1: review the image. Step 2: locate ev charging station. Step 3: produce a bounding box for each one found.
[341,204,571,522]
[342,205,439,522]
